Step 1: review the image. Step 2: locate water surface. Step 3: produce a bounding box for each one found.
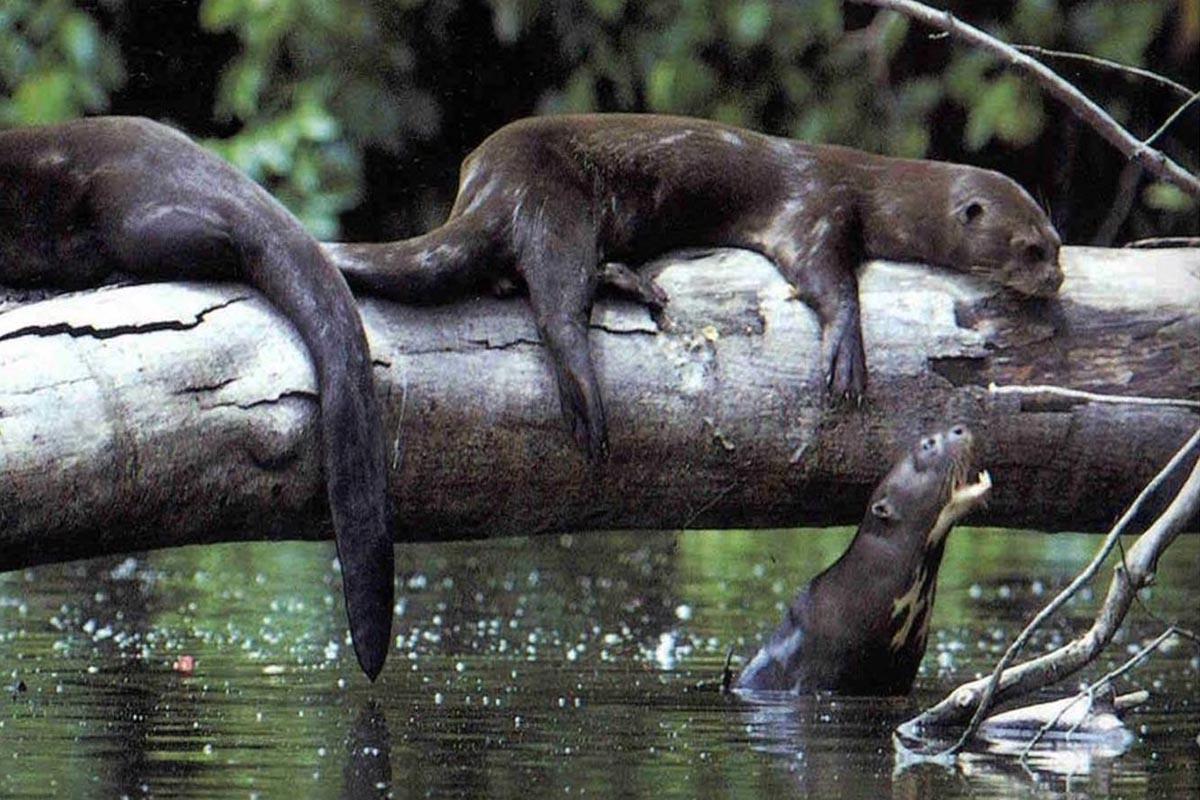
[1,529,1197,798]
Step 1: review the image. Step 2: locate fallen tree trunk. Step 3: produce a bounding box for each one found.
[0,246,1196,569]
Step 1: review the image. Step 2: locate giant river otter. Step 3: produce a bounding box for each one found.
[735,424,991,694]
[324,114,1062,460]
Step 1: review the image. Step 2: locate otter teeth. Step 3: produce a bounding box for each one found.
[953,470,992,506]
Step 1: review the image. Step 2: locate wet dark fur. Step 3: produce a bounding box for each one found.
[325,114,1062,460]
[735,425,978,695]
[0,117,392,680]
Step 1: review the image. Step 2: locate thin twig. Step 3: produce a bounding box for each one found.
[989,382,1200,410]
[1145,91,1200,148]
[680,481,739,531]
[917,427,1200,755]
[1092,162,1143,246]
[1129,578,1200,648]
[1124,237,1200,249]
[1012,44,1195,101]
[847,0,1200,196]
[1019,626,1180,760]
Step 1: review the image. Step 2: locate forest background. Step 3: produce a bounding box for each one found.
[2,0,1197,249]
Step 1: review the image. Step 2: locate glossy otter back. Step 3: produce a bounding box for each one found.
[735,425,991,695]
[326,114,1061,461]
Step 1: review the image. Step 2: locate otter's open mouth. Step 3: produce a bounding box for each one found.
[949,470,992,510]
[926,470,992,550]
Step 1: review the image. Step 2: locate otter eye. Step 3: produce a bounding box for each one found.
[1024,244,1046,263]
[951,425,965,437]
[961,201,985,224]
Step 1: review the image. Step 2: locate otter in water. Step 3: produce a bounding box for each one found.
[0,117,392,681]
[324,114,1062,460]
[735,424,991,695]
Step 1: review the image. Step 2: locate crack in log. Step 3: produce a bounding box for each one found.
[201,388,320,412]
[1130,315,1184,340]
[590,321,661,337]
[397,324,657,358]
[0,296,248,344]
[2,375,94,396]
[462,336,543,351]
[176,377,238,396]
[235,389,319,410]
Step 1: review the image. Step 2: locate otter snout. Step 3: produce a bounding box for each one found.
[943,423,975,484]
[914,423,975,476]
[1007,226,1063,298]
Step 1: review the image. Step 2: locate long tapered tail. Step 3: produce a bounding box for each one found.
[321,214,499,303]
[242,220,394,680]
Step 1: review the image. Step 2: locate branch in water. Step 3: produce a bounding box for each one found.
[1017,626,1184,761]
[896,426,1200,753]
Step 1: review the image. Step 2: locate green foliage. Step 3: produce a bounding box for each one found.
[1068,0,1167,65]
[198,0,427,236]
[203,92,359,239]
[0,0,124,124]
[1143,181,1197,213]
[0,0,1188,236]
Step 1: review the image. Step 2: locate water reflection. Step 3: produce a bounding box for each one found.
[0,530,1196,798]
[344,702,391,799]
[734,693,908,797]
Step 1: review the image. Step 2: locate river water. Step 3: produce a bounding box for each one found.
[1,529,1196,798]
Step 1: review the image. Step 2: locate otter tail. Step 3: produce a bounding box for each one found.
[237,219,394,681]
[322,214,498,303]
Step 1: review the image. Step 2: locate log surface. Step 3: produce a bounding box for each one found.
[1,246,1197,569]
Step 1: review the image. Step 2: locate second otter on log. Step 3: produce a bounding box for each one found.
[325,114,1062,460]
[735,425,991,695]
[0,117,393,680]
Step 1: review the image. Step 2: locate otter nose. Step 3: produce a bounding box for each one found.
[1039,269,1063,295]
[1045,225,1062,251]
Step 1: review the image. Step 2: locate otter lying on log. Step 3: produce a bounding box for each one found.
[325,114,1063,460]
[0,118,392,681]
[735,425,991,695]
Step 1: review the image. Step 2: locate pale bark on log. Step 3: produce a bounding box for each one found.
[0,246,1196,569]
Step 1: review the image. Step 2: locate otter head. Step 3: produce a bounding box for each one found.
[862,425,991,666]
[945,169,1063,298]
[866,424,989,547]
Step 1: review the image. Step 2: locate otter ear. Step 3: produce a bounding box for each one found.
[956,199,986,225]
[871,496,896,521]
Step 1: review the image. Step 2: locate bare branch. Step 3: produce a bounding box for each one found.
[897,427,1200,750]
[988,382,1200,410]
[1012,44,1196,102]
[1018,626,1182,759]
[1092,162,1142,247]
[848,0,1200,197]
[1145,91,1200,148]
